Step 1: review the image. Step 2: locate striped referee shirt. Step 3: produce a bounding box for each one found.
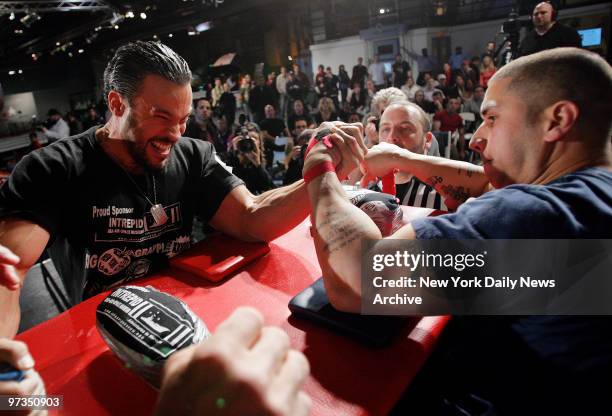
[370,177,447,210]
[397,176,447,210]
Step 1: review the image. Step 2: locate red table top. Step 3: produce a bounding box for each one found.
[17,209,449,416]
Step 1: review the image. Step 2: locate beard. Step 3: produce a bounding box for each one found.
[121,113,170,172]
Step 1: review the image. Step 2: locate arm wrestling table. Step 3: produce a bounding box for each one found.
[16,208,449,416]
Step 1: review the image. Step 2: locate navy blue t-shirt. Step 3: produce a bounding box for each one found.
[411,167,612,371]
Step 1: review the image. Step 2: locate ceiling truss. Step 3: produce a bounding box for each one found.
[0,1,112,14]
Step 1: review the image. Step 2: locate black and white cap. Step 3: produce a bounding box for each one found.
[96,285,209,388]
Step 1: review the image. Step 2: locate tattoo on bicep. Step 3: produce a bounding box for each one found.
[440,185,470,203]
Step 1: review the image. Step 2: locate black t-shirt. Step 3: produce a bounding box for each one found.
[519,23,582,57]
[0,127,243,303]
[392,61,410,87]
[259,118,286,137]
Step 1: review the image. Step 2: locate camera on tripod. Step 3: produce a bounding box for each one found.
[497,10,530,64]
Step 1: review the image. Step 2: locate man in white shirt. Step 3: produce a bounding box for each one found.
[275,66,289,119]
[42,108,70,143]
[368,55,386,90]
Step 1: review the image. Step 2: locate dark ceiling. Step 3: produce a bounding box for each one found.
[0,0,273,71]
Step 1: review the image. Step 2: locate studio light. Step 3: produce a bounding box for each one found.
[20,12,42,28]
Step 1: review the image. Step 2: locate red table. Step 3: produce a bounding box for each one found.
[17,210,449,416]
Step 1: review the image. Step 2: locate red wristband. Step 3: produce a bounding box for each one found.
[304,135,334,158]
[303,161,336,184]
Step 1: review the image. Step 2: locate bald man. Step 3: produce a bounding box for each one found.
[519,1,581,56]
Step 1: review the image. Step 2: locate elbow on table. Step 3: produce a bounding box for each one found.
[322,274,361,313]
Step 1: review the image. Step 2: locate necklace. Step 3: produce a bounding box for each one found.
[119,168,169,227]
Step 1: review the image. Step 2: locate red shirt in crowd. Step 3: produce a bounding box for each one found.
[434,110,463,132]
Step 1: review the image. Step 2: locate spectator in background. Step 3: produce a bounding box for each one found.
[266,72,279,107]
[276,66,289,119]
[239,74,253,122]
[434,97,466,159]
[368,55,386,90]
[338,64,350,103]
[217,115,233,150]
[423,78,444,101]
[211,77,224,108]
[228,126,273,195]
[82,107,104,130]
[286,72,305,105]
[431,90,446,113]
[462,85,485,129]
[401,76,421,101]
[219,82,237,126]
[324,66,340,110]
[351,57,368,87]
[347,112,362,123]
[370,87,406,118]
[292,63,311,89]
[482,41,497,65]
[392,54,411,88]
[314,64,325,91]
[184,98,225,156]
[454,74,468,100]
[405,48,438,86]
[442,63,453,86]
[249,77,276,123]
[365,79,377,112]
[347,82,367,115]
[437,74,451,96]
[519,1,581,57]
[449,46,468,71]
[479,55,497,88]
[462,59,479,86]
[414,89,436,114]
[314,97,338,125]
[283,123,311,185]
[259,104,289,171]
[470,56,482,82]
[287,98,313,130]
[41,108,69,143]
[66,111,83,136]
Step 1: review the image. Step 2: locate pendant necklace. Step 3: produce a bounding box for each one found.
[120,168,169,226]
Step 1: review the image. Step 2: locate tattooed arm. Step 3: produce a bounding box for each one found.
[303,124,377,312]
[361,143,492,210]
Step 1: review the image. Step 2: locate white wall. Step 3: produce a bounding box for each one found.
[309,36,367,76]
[3,92,37,121]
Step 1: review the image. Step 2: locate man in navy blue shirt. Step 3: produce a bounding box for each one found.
[305,47,611,413]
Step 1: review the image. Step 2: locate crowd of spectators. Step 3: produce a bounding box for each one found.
[2,44,498,193]
[175,44,497,191]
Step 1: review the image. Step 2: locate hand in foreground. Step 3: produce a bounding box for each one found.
[303,121,368,181]
[359,142,406,187]
[156,307,311,416]
[0,245,20,291]
[0,338,47,415]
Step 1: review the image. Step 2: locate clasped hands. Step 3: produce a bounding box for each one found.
[302,122,406,185]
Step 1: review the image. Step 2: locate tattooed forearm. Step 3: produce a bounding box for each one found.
[317,211,363,254]
[426,175,443,186]
[456,168,476,177]
[440,185,470,203]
